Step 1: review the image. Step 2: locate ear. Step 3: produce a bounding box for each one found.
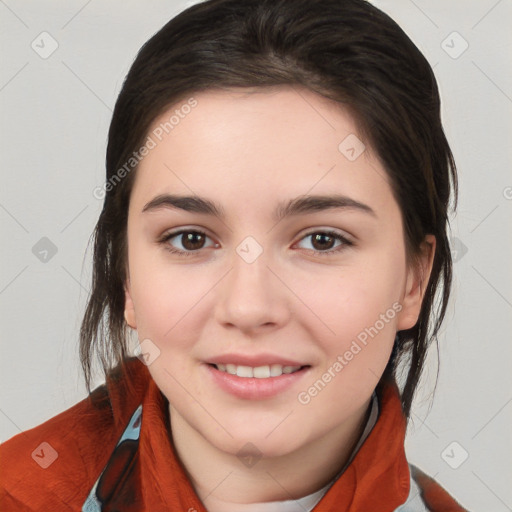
[396,235,436,331]
[124,278,137,330]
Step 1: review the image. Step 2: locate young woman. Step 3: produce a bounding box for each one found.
[0,0,470,510]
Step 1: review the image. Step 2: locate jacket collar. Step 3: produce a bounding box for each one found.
[137,367,411,510]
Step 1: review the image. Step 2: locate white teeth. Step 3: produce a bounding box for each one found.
[270,364,283,377]
[236,365,253,378]
[214,363,302,378]
[253,365,270,378]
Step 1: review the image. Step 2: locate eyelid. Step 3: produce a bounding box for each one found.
[157,228,215,256]
[293,228,354,256]
[159,226,354,257]
[297,227,354,243]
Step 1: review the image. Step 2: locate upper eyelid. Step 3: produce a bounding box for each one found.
[160,227,353,246]
[160,227,213,241]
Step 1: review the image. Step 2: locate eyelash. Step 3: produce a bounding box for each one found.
[158,229,353,258]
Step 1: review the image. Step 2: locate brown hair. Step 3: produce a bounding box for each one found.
[80,0,457,419]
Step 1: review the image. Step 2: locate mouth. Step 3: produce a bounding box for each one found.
[205,362,311,400]
[209,363,308,378]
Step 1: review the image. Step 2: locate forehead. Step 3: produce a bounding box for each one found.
[131,86,394,218]
[150,86,361,152]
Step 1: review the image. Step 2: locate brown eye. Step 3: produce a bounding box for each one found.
[296,230,353,256]
[180,231,206,250]
[310,233,337,251]
[159,229,216,256]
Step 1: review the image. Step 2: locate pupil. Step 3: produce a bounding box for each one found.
[184,232,204,250]
[313,233,333,250]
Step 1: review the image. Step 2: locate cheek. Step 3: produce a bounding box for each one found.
[299,273,401,410]
[128,254,222,358]
[127,242,194,341]
[306,258,404,340]
[299,253,405,388]
[131,278,195,343]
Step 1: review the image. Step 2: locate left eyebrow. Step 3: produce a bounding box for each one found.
[274,194,376,222]
[141,193,376,221]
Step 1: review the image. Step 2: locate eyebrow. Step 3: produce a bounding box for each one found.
[142,193,376,222]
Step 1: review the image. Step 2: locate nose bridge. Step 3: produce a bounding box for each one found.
[215,235,289,331]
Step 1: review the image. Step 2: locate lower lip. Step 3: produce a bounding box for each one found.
[205,364,310,400]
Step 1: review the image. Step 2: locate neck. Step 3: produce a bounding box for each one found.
[169,397,373,508]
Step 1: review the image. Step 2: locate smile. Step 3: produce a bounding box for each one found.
[205,363,311,400]
[212,363,303,378]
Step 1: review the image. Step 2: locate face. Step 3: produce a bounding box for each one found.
[124,86,434,459]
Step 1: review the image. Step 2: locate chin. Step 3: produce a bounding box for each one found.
[206,424,307,460]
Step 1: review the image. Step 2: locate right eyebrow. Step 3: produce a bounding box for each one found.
[142,194,225,217]
[141,193,377,222]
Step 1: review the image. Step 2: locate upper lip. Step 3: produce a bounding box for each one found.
[206,353,308,367]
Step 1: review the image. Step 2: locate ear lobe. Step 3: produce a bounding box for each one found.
[124,281,137,330]
[396,235,436,331]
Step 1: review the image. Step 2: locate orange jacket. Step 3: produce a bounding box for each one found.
[0,357,469,511]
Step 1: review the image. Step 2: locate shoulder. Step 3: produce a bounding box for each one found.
[0,384,113,511]
[0,357,150,511]
[405,463,470,512]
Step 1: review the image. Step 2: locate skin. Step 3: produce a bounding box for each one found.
[124,86,435,508]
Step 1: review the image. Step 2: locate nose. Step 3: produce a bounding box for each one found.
[213,246,291,335]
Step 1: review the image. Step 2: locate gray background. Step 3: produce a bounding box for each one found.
[1,1,511,510]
